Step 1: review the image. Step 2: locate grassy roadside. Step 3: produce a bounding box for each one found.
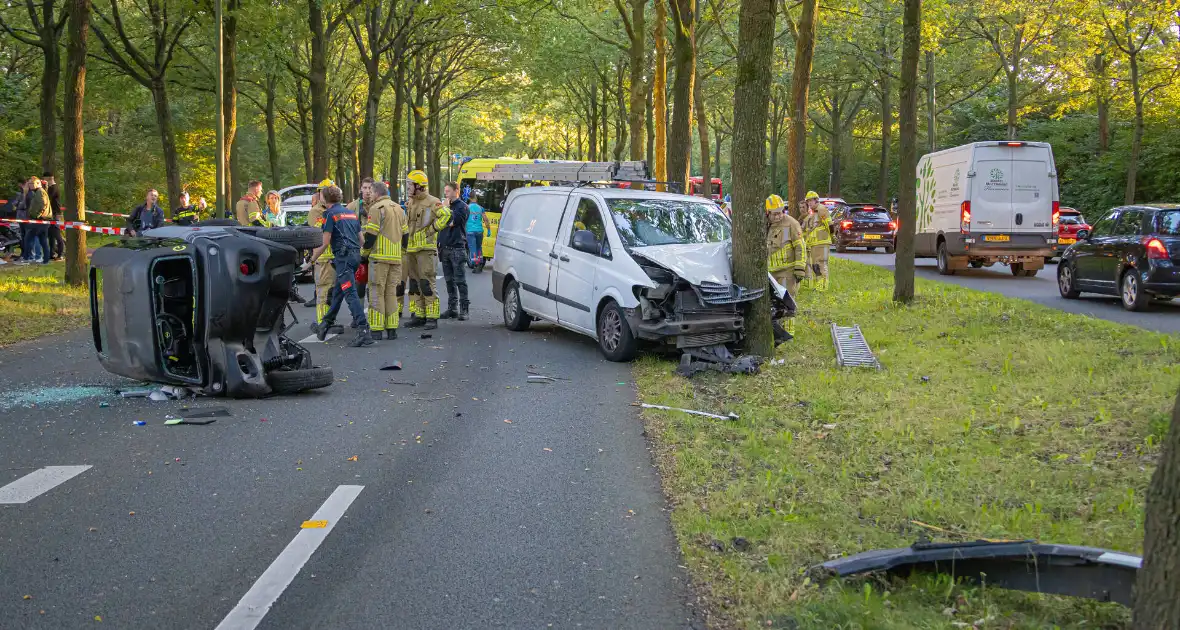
[637,257,1179,629]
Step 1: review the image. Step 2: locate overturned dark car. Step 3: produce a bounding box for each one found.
[89,223,332,397]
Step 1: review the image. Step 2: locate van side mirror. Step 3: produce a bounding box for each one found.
[572,230,599,254]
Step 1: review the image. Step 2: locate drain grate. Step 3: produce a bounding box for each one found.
[831,323,881,369]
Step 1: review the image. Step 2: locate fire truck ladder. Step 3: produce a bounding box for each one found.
[474,161,651,184]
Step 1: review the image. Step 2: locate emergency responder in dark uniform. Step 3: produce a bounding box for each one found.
[308,185,373,347]
[174,191,200,225]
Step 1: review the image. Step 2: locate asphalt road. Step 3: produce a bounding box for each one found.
[0,271,700,629]
[834,250,1180,334]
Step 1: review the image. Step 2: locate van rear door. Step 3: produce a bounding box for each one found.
[1010,143,1056,234]
[969,144,1014,234]
[500,191,568,321]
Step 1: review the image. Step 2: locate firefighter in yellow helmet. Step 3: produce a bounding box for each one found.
[403,170,451,330]
[800,191,832,291]
[766,194,805,339]
[360,180,406,340]
[307,179,341,333]
[235,180,270,227]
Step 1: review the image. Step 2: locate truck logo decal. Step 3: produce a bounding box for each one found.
[990,168,1004,181]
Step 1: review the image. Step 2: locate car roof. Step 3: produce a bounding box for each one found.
[513,186,716,205]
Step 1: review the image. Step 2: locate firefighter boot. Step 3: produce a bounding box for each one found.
[424,319,438,331]
[349,326,375,347]
[458,304,469,321]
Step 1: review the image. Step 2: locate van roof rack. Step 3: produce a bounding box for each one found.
[474,160,650,183]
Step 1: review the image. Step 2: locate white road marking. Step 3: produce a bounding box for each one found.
[0,465,92,504]
[215,485,364,630]
[298,333,338,344]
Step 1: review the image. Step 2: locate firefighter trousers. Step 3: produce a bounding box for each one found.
[404,251,440,319]
[314,261,335,323]
[367,261,402,332]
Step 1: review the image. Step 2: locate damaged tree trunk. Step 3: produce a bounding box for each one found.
[1135,390,1180,627]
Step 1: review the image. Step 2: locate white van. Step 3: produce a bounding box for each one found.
[491,186,789,361]
[915,141,1059,277]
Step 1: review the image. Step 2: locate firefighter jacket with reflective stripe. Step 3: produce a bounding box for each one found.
[235,195,262,226]
[308,201,334,260]
[767,214,806,272]
[362,196,407,262]
[803,206,832,246]
[405,192,449,253]
[174,204,200,225]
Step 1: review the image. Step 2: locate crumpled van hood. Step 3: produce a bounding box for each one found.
[629,242,732,285]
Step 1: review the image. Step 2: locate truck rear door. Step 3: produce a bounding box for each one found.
[970,144,1014,234]
[1011,144,1056,234]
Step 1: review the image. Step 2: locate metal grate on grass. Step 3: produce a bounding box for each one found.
[831,323,881,369]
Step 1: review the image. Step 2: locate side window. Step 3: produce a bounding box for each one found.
[570,197,609,256]
[1113,209,1143,236]
[1089,211,1119,237]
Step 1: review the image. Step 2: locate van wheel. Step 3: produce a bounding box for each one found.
[1010,263,1026,276]
[502,279,530,331]
[1121,271,1151,312]
[936,241,955,275]
[597,300,638,362]
[884,245,895,254]
[1058,263,1081,299]
[969,260,984,268]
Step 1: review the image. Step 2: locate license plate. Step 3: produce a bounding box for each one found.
[984,234,1010,242]
[863,234,882,240]
[1059,237,1076,245]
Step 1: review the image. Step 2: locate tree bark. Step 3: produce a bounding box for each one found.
[295,77,313,181]
[893,0,920,304]
[878,36,892,205]
[1135,390,1180,627]
[63,0,90,286]
[1006,64,1018,140]
[389,65,404,199]
[829,98,843,197]
[646,84,655,167]
[588,86,599,162]
[694,76,710,197]
[614,61,627,160]
[666,0,696,190]
[265,76,280,187]
[625,0,646,161]
[426,93,440,196]
[600,71,609,160]
[925,50,935,153]
[1125,48,1142,204]
[1094,53,1109,153]
[223,0,239,200]
[787,0,818,218]
[335,116,347,197]
[730,0,775,357]
[308,0,329,180]
[653,0,668,185]
[361,68,381,179]
[149,79,182,208]
[412,67,425,169]
[38,0,61,175]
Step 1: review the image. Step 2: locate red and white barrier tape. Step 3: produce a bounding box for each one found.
[1,201,169,222]
[1,218,131,235]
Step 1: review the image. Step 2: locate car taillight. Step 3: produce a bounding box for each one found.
[239,260,256,275]
[1052,201,1060,227]
[1145,238,1169,260]
[888,221,897,231]
[841,220,852,230]
[960,201,971,234]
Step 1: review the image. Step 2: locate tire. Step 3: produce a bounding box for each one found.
[884,245,895,254]
[266,366,334,395]
[596,300,638,362]
[1121,271,1151,312]
[936,241,955,275]
[969,260,984,268]
[194,218,240,227]
[1010,263,1025,276]
[502,279,531,331]
[1023,268,1038,278]
[866,247,876,252]
[1058,263,1081,299]
[249,226,323,250]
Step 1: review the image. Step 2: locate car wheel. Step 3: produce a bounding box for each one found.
[865,246,876,252]
[836,243,847,253]
[884,245,895,254]
[1023,268,1038,278]
[266,366,334,395]
[937,241,955,275]
[502,279,530,331]
[597,300,638,362]
[1056,263,1081,299]
[1010,263,1026,276]
[1121,271,1151,312]
[969,260,984,268]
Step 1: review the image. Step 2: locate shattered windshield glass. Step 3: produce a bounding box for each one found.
[606,198,731,247]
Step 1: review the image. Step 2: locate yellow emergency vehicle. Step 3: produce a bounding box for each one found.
[456,158,541,260]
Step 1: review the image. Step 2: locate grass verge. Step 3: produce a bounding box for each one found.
[0,262,92,346]
[636,257,1179,629]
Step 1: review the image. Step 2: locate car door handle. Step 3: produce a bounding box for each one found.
[549,252,559,259]
[559,255,570,262]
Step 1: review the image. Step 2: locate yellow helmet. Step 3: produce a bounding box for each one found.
[805,191,820,200]
[316,178,335,189]
[765,194,785,211]
[406,170,428,187]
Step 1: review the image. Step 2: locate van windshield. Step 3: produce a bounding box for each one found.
[606,198,731,247]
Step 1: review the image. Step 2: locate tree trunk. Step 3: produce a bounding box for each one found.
[646,85,655,167]
[265,77,280,187]
[588,88,599,162]
[412,76,425,169]
[389,65,404,199]
[308,0,329,180]
[149,79,182,208]
[730,0,775,357]
[1125,50,1142,204]
[713,124,722,180]
[350,122,360,196]
[1095,54,1109,153]
[666,0,696,190]
[1135,390,1180,627]
[614,62,627,160]
[223,0,239,200]
[426,95,440,196]
[628,0,646,161]
[829,100,843,197]
[39,2,61,175]
[230,131,242,202]
[335,119,347,198]
[787,0,818,218]
[878,50,892,205]
[576,122,583,160]
[295,79,312,181]
[695,77,710,197]
[600,72,609,160]
[1006,65,1018,140]
[360,66,381,180]
[654,0,668,184]
[893,0,920,304]
[63,0,90,286]
[925,50,935,153]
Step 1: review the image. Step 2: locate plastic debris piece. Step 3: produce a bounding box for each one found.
[133,421,146,426]
[120,389,152,398]
[504,419,512,424]
[148,391,170,402]
[635,403,738,420]
[380,361,403,371]
[99,402,110,408]
[164,418,216,426]
[301,520,328,529]
[177,407,230,419]
[23,595,31,600]
[543,448,553,452]
[527,375,555,384]
[420,333,433,339]
[346,455,358,462]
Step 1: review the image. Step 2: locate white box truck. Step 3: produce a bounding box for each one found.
[914,141,1059,277]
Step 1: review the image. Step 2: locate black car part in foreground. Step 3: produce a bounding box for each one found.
[812,540,1141,606]
[89,224,332,397]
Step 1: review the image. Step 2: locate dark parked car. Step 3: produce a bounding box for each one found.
[89,224,334,397]
[834,204,897,253]
[1054,207,1091,256]
[1057,204,1180,311]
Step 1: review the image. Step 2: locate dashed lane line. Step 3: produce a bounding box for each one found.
[0,466,92,504]
[215,485,364,630]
